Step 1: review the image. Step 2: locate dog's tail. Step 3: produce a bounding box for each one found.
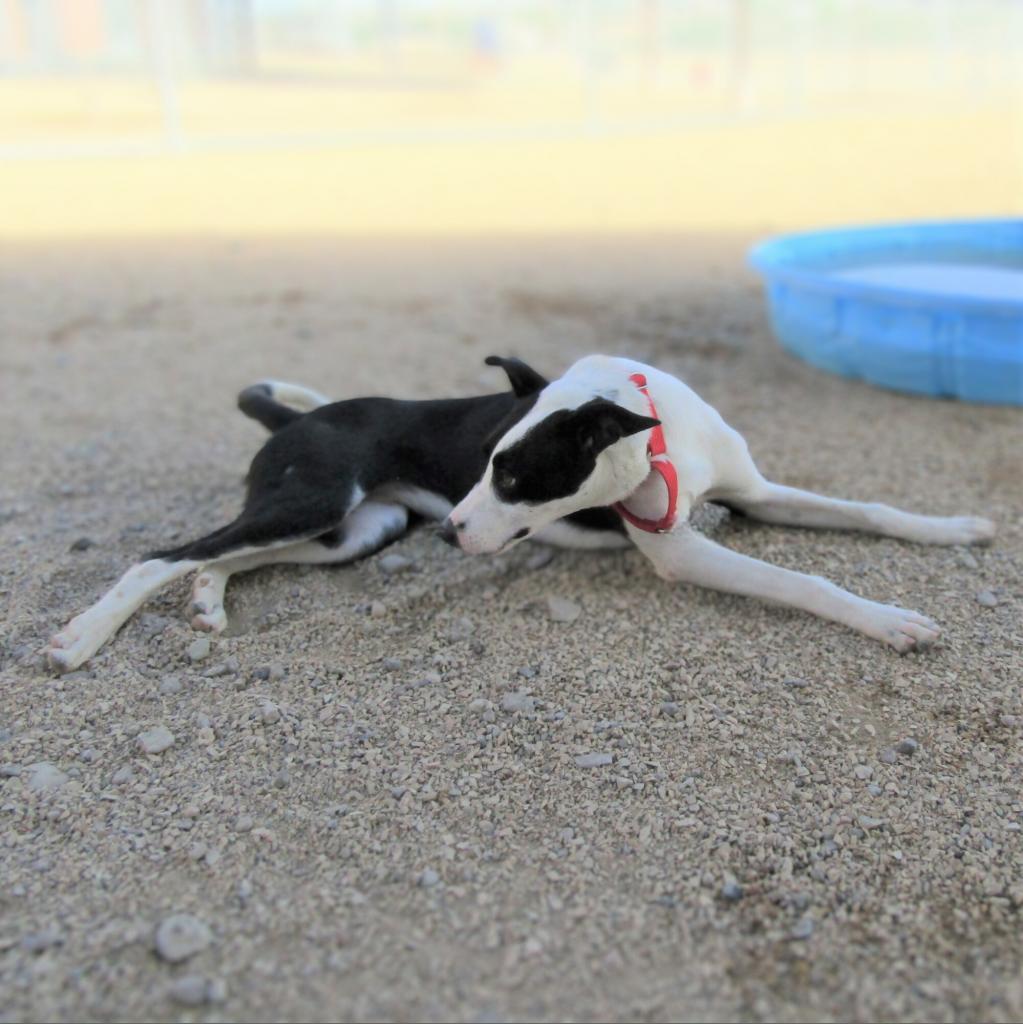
[237,383,307,432]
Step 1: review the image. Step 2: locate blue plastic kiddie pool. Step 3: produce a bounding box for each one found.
[748,220,1023,405]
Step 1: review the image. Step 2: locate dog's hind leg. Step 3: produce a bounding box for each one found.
[718,480,995,546]
[631,525,941,653]
[190,500,410,632]
[49,489,364,670]
[47,558,201,672]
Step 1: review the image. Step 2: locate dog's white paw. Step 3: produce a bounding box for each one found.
[859,604,940,653]
[45,627,94,673]
[928,515,996,546]
[191,606,227,634]
[190,572,227,633]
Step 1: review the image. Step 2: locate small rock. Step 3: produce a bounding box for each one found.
[501,691,536,714]
[252,666,271,681]
[21,926,64,953]
[446,617,474,640]
[379,553,413,575]
[879,748,898,765]
[783,678,809,689]
[158,675,182,696]
[78,748,96,764]
[25,762,69,792]
[853,764,872,780]
[207,978,228,1004]
[268,664,286,682]
[154,914,212,963]
[659,701,679,717]
[957,550,979,570]
[259,700,281,725]
[111,765,134,786]
[859,815,886,830]
[516,666,536,680]
[139,614,171,639]
[273,769,290,789]
[790,917,814,941]
[976,589,999,608]
[234,815,254,833]
[382,658,402,672]
[70,536,94,552]
[547,596,581,623]
[896,737,919,756]
[720,882,744,902]
[1,763,21,778]
[137,726,174,755]
[575,752,613,769]
[169,975,210,1007]
[418,868,440,888]
[370,601,387,619]
[186,637,211,663]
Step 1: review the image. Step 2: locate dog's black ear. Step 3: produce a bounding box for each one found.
[573,398,660,456]
[485,355,549,398]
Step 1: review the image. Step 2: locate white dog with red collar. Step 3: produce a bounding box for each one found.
[443,355,996,652]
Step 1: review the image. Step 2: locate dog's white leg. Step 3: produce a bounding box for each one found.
[190,500,410,633]
[260,380,331,413]
[631,526,940,653]
[719,480,995,546]
[47,558,200,672]
[189,564,235,634]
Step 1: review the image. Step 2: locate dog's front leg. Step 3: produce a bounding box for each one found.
[630,526,939,653]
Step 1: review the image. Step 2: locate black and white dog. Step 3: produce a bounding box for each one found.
[46,357,626,671]
[445,355,996,652]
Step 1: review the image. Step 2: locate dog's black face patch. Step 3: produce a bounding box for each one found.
[491,399,660,506]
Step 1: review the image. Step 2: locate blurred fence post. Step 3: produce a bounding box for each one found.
[729,0,752,112]
[785,0,811,115]
[574,0,601,132]
[147,0,184,151]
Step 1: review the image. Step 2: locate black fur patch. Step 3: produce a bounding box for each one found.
[146,356,631,564]
[491,399,659,506]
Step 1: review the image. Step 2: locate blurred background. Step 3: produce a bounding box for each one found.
[1,0,1021,237]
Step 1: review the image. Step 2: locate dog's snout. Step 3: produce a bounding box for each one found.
[439,517,463,547]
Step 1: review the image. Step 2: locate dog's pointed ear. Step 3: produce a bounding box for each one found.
[573,398,660,456]
[485,355,549,398]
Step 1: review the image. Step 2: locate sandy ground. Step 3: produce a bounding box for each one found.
[1,235,1021,1022]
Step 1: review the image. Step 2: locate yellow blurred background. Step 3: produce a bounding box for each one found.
[1,0,1021,238]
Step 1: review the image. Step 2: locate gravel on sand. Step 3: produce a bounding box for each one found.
[0,237,1020,1022]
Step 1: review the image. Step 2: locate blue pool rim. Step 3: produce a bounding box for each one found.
[748,219,1023,405]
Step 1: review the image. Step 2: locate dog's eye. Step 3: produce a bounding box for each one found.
[494,468,517,493]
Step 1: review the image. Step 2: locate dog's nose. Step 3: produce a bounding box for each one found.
[439,517,461,548]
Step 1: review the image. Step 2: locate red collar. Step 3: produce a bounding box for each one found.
[611,373,679,534]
